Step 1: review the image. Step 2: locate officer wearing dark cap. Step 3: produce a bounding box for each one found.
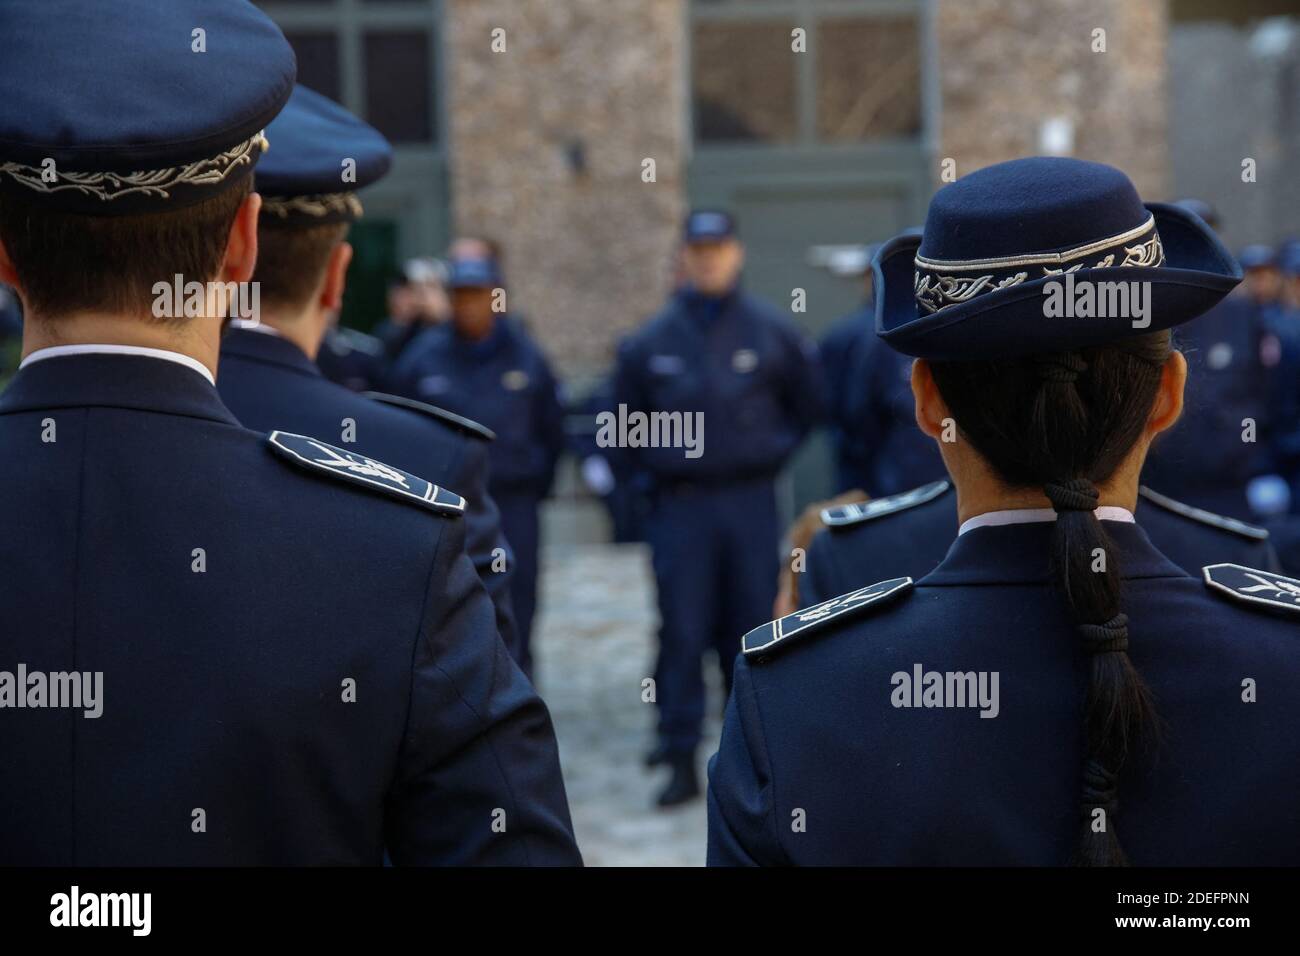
[708,157,1300,865]
[0,0,578,865]
[385,254,567,678]
[615,210,824,806]
[215,84,522,662]
[800,480,1280,608]
[1142,201,1276,520]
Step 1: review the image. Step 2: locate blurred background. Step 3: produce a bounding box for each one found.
[239,0,1300,515]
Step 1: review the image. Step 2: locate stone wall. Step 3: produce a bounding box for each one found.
[444,0,688,381]
[936,0,1169,197]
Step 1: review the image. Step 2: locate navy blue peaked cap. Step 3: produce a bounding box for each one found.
[0,0,295,215]
[256,85,393,226]
[874,158,1242,360]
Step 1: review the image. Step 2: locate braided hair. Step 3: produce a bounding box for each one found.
[928,330,1171,866]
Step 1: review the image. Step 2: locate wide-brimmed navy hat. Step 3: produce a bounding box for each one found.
[0,0,295,216]
[874,158,1242,361]
[256,85,392,226]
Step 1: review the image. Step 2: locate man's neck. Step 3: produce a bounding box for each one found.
[22,311,222,381]
[256,308,328,360]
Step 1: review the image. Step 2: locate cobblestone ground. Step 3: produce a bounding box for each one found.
[531,541,724,867]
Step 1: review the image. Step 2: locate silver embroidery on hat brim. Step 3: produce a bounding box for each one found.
[0,131,267,203]
[261,192,364,220]
[913,215,1165,314]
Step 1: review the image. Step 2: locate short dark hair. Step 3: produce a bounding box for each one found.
[254,221,349,313]
[0,181,250,321]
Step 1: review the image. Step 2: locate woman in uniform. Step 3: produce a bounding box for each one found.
[707,157,1300,866]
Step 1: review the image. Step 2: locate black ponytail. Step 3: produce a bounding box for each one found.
[930,333,1170,866]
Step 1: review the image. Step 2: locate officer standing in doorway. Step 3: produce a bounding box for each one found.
[615,210,824,806]
[386,254,567,678]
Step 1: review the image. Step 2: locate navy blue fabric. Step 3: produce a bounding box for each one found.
[217,328,521,662]
[615,288,824,754]
[0,0,294,211]
[0,353,578,865]
[384,317,566,670]
[822,303,944,497]
[874,158,1242,360]
[315,326,386,392]
[614,289,825,484]
[255,85,391,200]
[709,520,1300,865]
[1143,295,1275,520]
[801,483,1280,608]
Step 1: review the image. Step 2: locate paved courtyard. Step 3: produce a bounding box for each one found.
[531,540,724,867]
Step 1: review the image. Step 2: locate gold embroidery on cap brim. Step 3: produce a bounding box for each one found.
[262,192,364,220]
[0,131,267,202]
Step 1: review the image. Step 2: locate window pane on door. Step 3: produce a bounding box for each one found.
[816,18,922,143]
[693,20,798,143]
[282,31,342,104]
[364,31,435,144]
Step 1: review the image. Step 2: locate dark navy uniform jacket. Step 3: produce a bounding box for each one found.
[802,481,1280,607]
[614,288,825,484]
[315,325,386,393]
[1144,295,1274,519]
[0,352,579,865]
[384,317,566,499]
[821,304,943,497]
[218,327,520,659]
[709,518,1300,865]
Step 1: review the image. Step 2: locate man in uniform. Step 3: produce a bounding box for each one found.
[215,84,521,662]
[0,0,578,865]
[614,210,825,806]
[385,254,567,678]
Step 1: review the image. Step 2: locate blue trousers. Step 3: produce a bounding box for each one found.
[496,490,541,677]
[648,479,780,755]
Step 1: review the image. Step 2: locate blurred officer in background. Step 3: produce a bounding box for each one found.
[615,210,824,806]
[0,282,21,381]
[0,0,578,865]
[215,84,521,662]
[316,318,386,392]
[709,157,1300,866]
[372,257,450,363]
[386,254,567,677]
[1142,200,1275,520]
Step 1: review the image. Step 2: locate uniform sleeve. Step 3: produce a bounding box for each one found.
[707,658,788,866]
[612,337,648,471]
[384,515,581,865]
[779,321,828,438]
[531,347,568,494]
[448,438,522,662]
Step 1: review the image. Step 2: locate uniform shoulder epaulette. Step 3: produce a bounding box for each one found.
[1202,564,1300,616]
[821,480,950,528]
[267,431,466,516]
[1139,486,1269,541]
[742,577,913,660]
[362,392,496,442]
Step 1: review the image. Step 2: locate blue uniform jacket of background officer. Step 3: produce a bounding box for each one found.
[802,481,1280,607]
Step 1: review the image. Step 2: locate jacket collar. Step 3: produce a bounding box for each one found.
[220,326,322,378]
[921,518,1188,587]
[0,351,241,426]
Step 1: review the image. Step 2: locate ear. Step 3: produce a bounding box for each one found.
[319,241,353,312]
[219,192,261,285]
[911,358,950,439]
[1147,349,1187,437]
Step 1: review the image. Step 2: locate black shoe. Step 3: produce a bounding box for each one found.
[655,755,700,807]
[644,740,671,768]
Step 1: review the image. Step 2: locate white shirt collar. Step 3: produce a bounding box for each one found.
[228,318,284,338]
[958,506,1135,536]
[19,344,216,387]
